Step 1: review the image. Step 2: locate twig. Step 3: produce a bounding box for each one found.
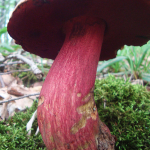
[123,74,127,82]
[96,71,131,79]
[0,75,5,87]
[0,53,5,62]
[0,61,24,67]
[129,74,134,82]
[0,93,40,104]
[5,53,43,79]
[0,69,32,75]
[104,99,107,108]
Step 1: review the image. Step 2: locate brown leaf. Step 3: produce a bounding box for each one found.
[7,79,41,96]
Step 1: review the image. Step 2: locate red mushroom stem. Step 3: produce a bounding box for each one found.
[37,16,114,149]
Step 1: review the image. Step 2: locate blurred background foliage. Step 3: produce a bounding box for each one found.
[97,43,150,82]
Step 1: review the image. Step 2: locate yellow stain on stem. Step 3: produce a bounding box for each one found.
[77,141,92,150]
[71,87,98,134]
[77,93,82,97]
[50,136,54,142]
[38,95,44,106]
[47,123,51,129]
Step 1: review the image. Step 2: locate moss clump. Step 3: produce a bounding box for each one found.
[0,100,46,150]
[95,75,150,150]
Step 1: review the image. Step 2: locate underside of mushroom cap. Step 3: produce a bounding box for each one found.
[7,0,150,60]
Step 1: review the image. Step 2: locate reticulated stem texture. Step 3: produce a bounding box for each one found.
[37,16,115,150]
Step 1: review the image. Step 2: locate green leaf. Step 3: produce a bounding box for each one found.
[0,27,7,36]
[11,44,22,50]
[141,73,150,82]
[0,5,6,9]
[0,43,15,52]
[97,56,127,72]
[137,47,150,68]
[133,46,138,67]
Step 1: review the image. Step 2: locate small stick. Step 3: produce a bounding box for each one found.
[123,74,127,82]
[129,74,134,82]
[5,53,43,78]
[0,75,5,87]
[0,69,32,75]
[0,61,24,67]
[0,93,40,104]
[104,99,107,108]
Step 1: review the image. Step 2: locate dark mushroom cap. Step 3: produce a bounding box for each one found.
[7,0,150,60]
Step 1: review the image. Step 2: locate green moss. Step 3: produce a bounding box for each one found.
[95,75,150,150]
[0,100,46,150]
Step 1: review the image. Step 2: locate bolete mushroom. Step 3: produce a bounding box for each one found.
[7,0,150,149]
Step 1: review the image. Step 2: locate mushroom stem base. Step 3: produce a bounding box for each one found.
[37,16,115,150]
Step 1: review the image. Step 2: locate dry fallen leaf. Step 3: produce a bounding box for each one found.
[0,80,42,120]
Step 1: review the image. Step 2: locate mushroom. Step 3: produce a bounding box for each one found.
[7,0,150,149]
